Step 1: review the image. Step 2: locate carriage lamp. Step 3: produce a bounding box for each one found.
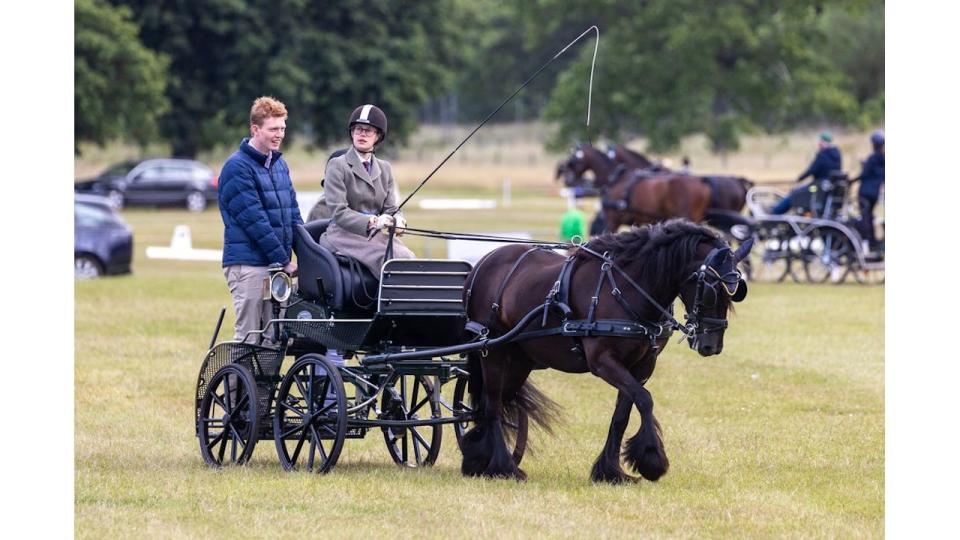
[269,271,293,303]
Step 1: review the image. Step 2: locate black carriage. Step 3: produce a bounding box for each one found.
[194,219,527,472]
[742,173,884,284]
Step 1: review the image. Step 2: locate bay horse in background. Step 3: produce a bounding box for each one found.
[558,144,712,232]
[460,219,753,482]
[608,144,754,215]
[606,144,671,173]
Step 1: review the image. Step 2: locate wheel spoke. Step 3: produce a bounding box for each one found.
[293,374,309,405]
[205,429,226,450]
[411,429,426,463]
[234,393,250,411]
[279,400,307,418]
[410,395,431,416]
[217,430,227,463]
[279,420,306,440]
[307,428,317,471]
[211,392,228,412]
[223,377,233,412]
[311,424,329,463]
[290,423,309,465]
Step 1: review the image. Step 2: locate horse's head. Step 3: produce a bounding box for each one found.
[557,144,594,187]
[677,237,753,356]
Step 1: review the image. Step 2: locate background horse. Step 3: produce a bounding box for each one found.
[460,219,752,482]
[607,144,754,214]
[558,144,712,232]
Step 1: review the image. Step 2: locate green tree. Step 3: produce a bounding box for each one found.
[816,2,884,126]
[113,0,311,157]
[294,0,468,151]
[112,0,468,157]
[532,0,878,153]
[74,0,169,154]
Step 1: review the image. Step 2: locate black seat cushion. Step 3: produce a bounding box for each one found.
[294,220,378,313]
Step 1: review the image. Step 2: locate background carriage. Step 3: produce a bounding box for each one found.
[742,173,885,284]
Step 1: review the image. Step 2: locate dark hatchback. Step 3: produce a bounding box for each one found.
[75,158,218,212]
[75,195,134,279]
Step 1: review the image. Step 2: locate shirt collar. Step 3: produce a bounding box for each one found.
[241,138,281,168]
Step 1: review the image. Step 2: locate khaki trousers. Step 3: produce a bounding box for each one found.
[223,265,273,344]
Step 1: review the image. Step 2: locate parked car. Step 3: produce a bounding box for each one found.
[75,158,218,212]
[75,194,134,279]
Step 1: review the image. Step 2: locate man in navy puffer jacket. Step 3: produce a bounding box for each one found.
[218,96,303,343]
[771,132,843,215]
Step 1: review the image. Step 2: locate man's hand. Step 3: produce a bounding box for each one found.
[283,260,298,276]
[395,215,407,236]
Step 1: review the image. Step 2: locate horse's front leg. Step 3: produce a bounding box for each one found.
[589,350,669,482]
[590,390,638,483]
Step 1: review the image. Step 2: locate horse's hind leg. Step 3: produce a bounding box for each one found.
[460,350,529,480]
[590,390,638,483]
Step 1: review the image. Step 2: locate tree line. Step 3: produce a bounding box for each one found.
[75,0,883,158]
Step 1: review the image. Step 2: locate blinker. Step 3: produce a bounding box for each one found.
[731,279,748,302]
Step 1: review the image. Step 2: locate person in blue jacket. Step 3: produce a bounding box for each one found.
[218,96,303,343]
[771,132,843,215]
[856,130,885,249]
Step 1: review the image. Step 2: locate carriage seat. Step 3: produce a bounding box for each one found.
[294,220,379,313]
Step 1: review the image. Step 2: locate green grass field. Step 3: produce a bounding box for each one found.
[75,192,883,538]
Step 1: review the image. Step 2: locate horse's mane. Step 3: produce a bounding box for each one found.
[618,145,654,166]
[579,219,723,291]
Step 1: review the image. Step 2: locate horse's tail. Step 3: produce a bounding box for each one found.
[465,352,559,435]
[505,378,560,436]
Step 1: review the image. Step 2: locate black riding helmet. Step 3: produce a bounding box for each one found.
[348,104,388,144]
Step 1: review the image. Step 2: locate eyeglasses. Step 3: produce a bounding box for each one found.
[352,125,378,135]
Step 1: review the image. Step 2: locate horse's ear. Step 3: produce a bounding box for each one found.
[734,237,754,262]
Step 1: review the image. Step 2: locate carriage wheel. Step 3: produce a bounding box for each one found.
[273,354,347,473]
[803,228,856,284]
[198,363,261,467]
[380,374,443,467]
[452,375,529,465]
[851,260,885,285]
[746,237,794,283]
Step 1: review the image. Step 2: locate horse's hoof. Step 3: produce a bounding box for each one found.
[635,447,669,481]
[481,465,526,481]
[591,469,639,484]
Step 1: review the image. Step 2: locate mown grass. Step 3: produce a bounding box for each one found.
[75,195,883,538]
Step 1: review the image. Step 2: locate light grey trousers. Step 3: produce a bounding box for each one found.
[223,265,273,344]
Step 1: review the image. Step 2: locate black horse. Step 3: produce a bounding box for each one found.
[460,219,752,482]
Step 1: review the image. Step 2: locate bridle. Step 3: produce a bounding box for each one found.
[682,246,747,343]
[574,242,746,347]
